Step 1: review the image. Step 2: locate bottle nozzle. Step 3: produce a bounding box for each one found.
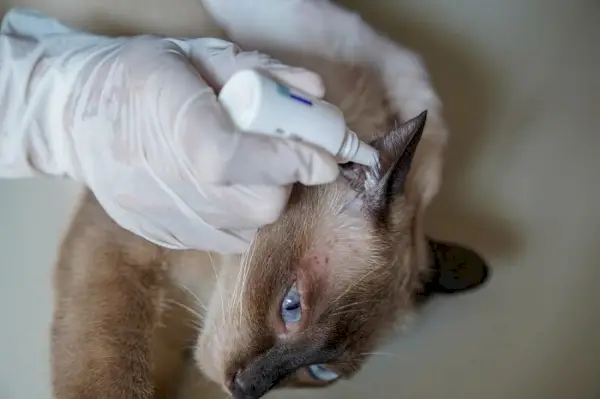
[352,141,379,167]
[338,129,379,167]
[219,69,380,168]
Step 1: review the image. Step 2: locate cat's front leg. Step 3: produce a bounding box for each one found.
[51,197,168,399]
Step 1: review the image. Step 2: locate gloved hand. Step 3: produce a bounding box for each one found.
[0,8,339,253]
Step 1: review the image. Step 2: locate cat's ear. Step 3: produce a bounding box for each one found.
[341,110,427,214]
[417,239,490,304]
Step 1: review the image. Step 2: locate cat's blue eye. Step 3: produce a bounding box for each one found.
[307,364,339,382]
[280,284,301,324]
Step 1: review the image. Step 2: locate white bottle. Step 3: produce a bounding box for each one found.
[218,69,378,167]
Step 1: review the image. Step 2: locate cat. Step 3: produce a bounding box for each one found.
[51,54,488,399]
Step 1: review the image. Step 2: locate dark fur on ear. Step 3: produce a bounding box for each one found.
[369,110,428,196]
[341,110,427,221]
[416,238,490,305]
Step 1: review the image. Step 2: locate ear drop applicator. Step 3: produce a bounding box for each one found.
[218,69,378,167]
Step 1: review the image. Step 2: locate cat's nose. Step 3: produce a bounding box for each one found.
[227,345,292,398]
[229,371,259,399]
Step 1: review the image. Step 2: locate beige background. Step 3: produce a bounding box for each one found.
[1,0,599,398]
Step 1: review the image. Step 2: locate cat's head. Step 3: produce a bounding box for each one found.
[195,111,487,398]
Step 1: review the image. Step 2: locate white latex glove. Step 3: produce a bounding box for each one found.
[0,8,339,253]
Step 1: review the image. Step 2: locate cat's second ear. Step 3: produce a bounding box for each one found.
[340,110,427,214]
[417,239,490,305]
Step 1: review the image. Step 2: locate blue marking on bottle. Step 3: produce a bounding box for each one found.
[276,83,313,106]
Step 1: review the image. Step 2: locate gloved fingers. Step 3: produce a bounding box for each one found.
[177,97,340,186]
[220,132,340,186]
[97,40,337,188]
[108,203,255,253]
[190,184,293,230]
[91,172,264,252]
[207,44,326,98]
[256,63,325,99]
[169,37,325,98]
[94,173,292,252]
[156,59,339,187]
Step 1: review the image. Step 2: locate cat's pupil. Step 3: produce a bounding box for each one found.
[283,297,300,311]
[280,284,302,324]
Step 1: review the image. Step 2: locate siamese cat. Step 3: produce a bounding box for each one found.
[51,60,488,399]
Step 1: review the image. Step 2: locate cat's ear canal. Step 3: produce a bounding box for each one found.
[340,110,427,206]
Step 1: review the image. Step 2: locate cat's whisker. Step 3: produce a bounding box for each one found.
[238,240,258,322]
[327,309,358,318]
[174,317,203,332]
[160,300,204,335]
[223,255,242,331]
[206,252,226,325]
[330,264,380,307]
[334,298,377,312]
[179,284,208,313]
[233,250,251,325]
[236,261,247,325]
[165,298,205,323]
[327,298,379,317]
[360,351,404,361]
